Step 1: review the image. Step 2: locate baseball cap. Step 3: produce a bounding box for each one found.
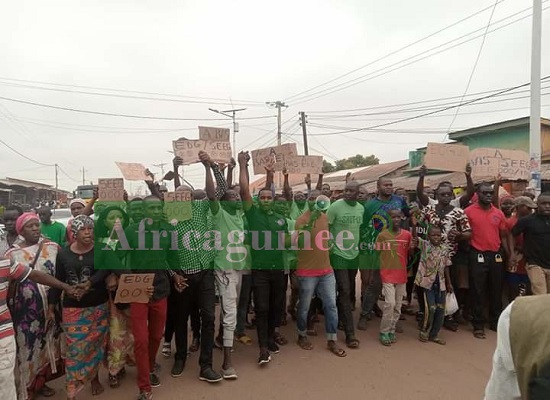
[514,196,537,208]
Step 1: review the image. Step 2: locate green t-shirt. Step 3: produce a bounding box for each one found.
[326,199,364,260]
[41,221,66,246]
[290,202,308,220]
[212,207,246,271]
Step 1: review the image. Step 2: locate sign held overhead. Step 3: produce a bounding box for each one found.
[115,162,152,181]
[199,126,230,142]
[424,143,470,172]
[172,139,232,165]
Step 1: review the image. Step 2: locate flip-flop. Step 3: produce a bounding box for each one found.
[419,331,429,343]
[473,330,486,339]
[39,386,56,397]
[327,343,347,357]
[379,333,392,346]
[236,334,253,345]
[297,336,314,350]
[274,333,288,346]
[346,337,360,349]
[429,337,446,345]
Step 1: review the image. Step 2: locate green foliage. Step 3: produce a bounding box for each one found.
[323,154,379,173]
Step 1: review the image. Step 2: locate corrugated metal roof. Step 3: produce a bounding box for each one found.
[449,116,550,140]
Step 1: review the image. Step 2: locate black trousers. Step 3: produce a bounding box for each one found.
[252,269,285,349]
[331,254,358,338]
[468,249,504,330]
[173,269,216,370]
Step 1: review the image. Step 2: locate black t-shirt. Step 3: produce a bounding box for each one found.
[244,206,288,269]
[49,247,115,307]
[512,214,550,268]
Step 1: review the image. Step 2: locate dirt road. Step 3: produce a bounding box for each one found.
[46,310,495,400]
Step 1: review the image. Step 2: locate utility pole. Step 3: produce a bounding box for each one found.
[152,162,167,181]
[209,108,247,158]
[299,112,309,155]
[80,167,87,185]
[54,163,59,202]
[530,0,542,195]
[266,101,288,188]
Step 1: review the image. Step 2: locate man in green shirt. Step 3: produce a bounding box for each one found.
[38,206,66,246]
[326,181,363,349]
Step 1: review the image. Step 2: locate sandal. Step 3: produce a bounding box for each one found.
[39,385,56,397]
[346,337,360,349]
[274,333,288,346]
[297,335,314,350]
[419,331,429,343]
[236,334,253,345]
[429,337,446,345]
[327,341,347,357]
[473,330,486,339]
[389,333,397,343]
[379,333,392,346]
[109,374,120,389]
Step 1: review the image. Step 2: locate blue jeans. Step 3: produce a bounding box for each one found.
[421,277,446,339]
[297,273,338,341]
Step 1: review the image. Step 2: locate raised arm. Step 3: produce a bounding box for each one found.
[199,151,216,201]
[416,165,429,207]
[315,174,323,191]
[82,188,98,216]
[172,156,183,190]
[226,158,236,188]
[459,163,475,208]
[265,166,274,194]
[282,167,292,201]
[144,169,163,199]
[238,151,253,211]
[492,175,500,208]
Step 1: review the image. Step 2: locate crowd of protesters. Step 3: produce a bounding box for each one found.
[0,149,549,400]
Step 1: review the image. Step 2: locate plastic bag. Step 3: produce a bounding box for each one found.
[445,292,459,316]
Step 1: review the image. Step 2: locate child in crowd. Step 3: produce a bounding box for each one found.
[411,219,453,345]
[376,209,413,346]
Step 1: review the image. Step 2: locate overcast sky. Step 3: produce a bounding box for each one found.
[1,0,549,193]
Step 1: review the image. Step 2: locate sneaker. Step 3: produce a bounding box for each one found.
[149,372,160,388]
[258,351,271,365]
[221,366,238,380]
[137,391,153,400]
[161,342,171,357]
[357,316,368,331]
[171,360,185,377]
[199,367,223,383]
[267,342,280,354]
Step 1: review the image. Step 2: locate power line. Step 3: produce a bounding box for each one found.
[0,137,54,166]
[284,0,508,101]
[57,165,80,183]
[0,95,276,121]
[0,76,265,105]
[0,80,265,108]
[289,4,547,105]
[305,80,550,115]
[302,77,550,136]
[307,85,550,119]
[445,0,500,137]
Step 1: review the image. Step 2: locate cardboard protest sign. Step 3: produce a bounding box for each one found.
[281,155,323,174]
[424,143,470,172]
[250,143,298,175]
[164,190,192,223]
[114,274,155,304]
[115,162,152,181]
[172,139,232,165]
[470,148,529,180]
[98,178,124,201]
[199,126,230,142]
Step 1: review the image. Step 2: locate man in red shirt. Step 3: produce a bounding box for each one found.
[293,190,346,357]
[465,183,512,339]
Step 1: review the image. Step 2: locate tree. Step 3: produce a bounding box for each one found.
[322,160,336,173]
[334,154,379,171]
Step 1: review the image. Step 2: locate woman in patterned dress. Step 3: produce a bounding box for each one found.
[5,212,64,400]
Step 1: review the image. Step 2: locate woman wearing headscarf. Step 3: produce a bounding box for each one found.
[4,212,64,400]
[48,215,121,399]
[66,198,87,245]
[96,206,135,388]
